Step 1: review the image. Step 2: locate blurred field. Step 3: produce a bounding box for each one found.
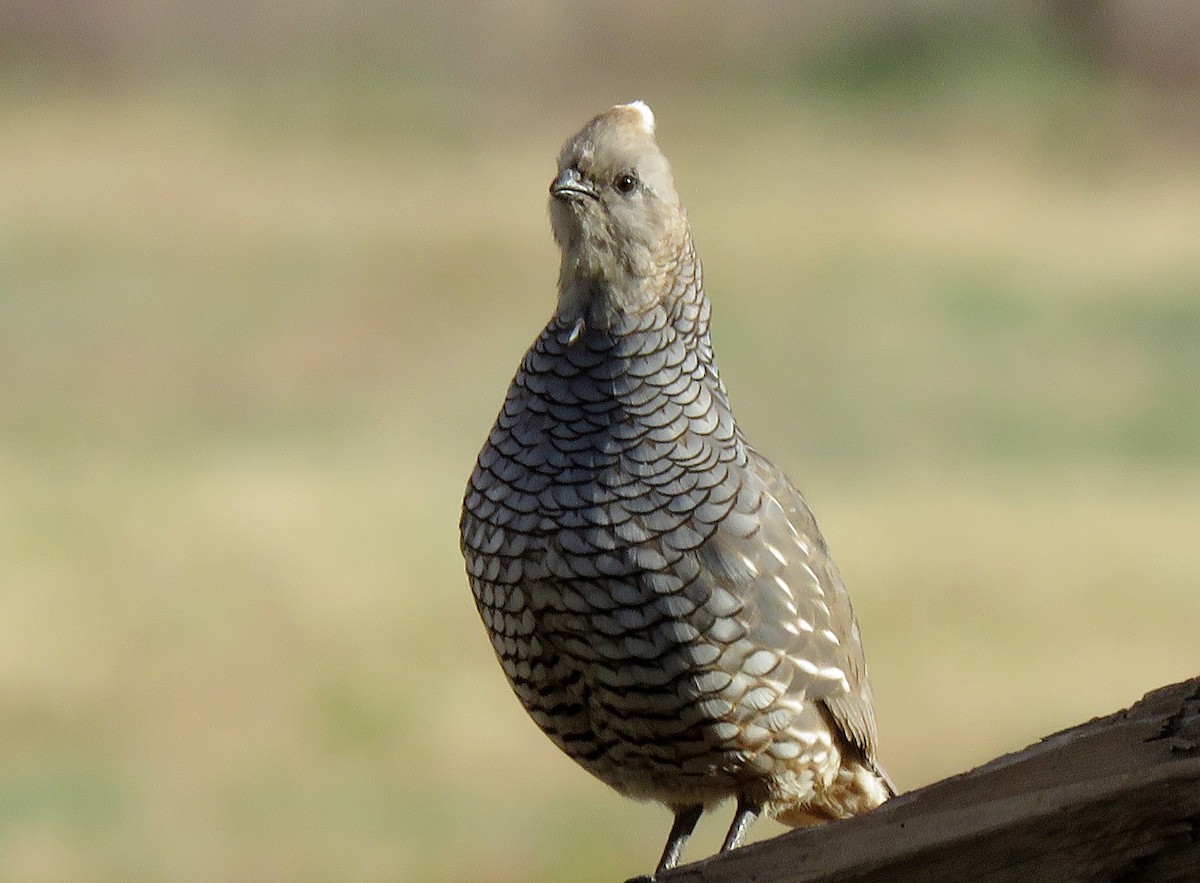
[2,7,1199,882]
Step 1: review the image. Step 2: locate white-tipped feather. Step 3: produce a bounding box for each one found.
[619,100,655,135]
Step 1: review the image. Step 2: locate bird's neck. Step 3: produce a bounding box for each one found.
[554,232,704,333]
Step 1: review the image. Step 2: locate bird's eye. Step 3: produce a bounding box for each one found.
[614,173,638,194]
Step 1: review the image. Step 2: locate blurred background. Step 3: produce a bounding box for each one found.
[2,1,1198,881]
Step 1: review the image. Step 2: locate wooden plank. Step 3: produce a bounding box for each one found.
[661,677,1200,882]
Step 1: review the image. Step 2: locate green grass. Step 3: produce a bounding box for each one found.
[1,64,1198,881]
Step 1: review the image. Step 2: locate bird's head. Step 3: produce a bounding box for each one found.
[548,101,690,321]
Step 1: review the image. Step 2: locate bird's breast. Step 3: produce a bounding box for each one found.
[463,321,744,581]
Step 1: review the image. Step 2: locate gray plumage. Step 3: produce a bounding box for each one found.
[460,101,892,878]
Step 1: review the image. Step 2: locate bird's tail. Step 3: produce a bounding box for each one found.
[874,760,898,799]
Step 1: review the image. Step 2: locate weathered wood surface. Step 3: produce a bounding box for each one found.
[661,677,1200,882]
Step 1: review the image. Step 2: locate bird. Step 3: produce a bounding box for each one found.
[460,101,894,879]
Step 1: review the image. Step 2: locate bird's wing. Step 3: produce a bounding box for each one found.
[696,447,881,764]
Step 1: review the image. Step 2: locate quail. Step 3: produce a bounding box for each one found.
[460,101,894,878]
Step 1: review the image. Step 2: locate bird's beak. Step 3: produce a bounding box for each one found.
[550,167,597,201]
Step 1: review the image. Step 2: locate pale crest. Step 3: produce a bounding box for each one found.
[617,100,655,136]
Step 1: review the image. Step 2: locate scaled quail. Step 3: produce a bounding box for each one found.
[460,102,894,878]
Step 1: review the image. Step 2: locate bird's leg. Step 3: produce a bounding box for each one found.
[719,795,762,853]
[655,804,703,875]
